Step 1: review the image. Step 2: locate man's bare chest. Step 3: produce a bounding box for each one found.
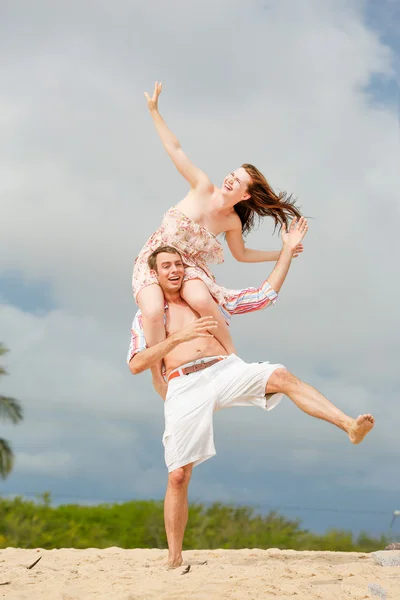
[165,304,199,336]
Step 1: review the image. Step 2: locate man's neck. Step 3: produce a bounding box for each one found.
[163,290,186,305]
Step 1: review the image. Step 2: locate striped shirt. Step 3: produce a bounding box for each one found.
[127,278,278,363]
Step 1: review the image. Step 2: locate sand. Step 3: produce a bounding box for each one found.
[0,547,399,599]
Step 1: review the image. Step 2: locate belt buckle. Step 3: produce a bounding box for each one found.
[192,359,205,373]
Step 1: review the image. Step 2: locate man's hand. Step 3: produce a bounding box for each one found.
[129,316,218,378]
[281,217,308,252]
[144,81,162,112]
[174,316,218,343]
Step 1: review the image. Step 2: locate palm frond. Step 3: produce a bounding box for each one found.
[0,342,8,375]
[0,344,9,357]
[0,344,9,376]
[0,438,14,479]
[0,396,23,423]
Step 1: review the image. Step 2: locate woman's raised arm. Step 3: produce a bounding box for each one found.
[144,82,212,189]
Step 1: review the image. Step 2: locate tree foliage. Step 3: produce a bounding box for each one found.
[0,495,388,551]
[0,344,24,478]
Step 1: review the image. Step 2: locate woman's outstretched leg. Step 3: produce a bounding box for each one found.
[136,284,168,399]
[181,279,236,355]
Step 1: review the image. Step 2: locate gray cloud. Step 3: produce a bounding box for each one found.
[1,0,399,534]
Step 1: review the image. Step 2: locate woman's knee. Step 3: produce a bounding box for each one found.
[137,285,165,321]
[181,279,213,310]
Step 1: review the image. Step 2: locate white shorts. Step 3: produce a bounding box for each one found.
[163,354,285,472]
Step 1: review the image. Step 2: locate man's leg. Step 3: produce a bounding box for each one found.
[266,369,374,443]
[164,463,193,568]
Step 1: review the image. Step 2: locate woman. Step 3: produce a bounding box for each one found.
[134,82,303,396]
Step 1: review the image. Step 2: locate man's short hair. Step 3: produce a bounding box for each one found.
[147,246,182,272]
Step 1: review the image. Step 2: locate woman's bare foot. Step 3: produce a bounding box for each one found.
[348,414,375,444]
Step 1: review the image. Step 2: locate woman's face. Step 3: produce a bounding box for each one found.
[222,167,251,201]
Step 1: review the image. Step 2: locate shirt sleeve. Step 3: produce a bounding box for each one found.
[223,279,278,316]
[126,312,147,364]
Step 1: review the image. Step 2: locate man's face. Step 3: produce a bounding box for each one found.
[152,252,185,293]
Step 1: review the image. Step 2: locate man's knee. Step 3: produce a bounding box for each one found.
[267,368,300,394]
[168,466,192,488]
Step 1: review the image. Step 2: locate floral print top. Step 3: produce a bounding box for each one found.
[132,206,233,305]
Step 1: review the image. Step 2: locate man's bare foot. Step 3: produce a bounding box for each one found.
[348,414,375,444]
[167,555,183,569]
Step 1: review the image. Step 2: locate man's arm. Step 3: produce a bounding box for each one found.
[129,316,218,375]
[225,217,308,316]
[129,333,183,375]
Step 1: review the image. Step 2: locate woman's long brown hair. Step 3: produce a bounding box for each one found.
[235,163,302,236]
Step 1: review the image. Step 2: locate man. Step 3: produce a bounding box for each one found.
[127,217,374,568]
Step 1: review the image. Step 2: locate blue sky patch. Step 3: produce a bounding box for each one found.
[0,270,56,315]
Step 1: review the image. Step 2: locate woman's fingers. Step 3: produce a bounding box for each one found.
[293,217,308,234]
[297,216,305,229]
[300,219,308,232]
[154,81,162,97]
[144,82,163,106]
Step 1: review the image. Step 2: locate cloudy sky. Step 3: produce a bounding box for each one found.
[1,0,399,537]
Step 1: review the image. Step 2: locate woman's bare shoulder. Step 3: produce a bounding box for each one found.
[224,210,242,232]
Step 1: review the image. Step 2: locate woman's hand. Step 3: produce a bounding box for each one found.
[281,217,308,251]
[144,81,162,112]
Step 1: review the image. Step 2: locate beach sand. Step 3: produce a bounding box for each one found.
[1,547,399,599]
